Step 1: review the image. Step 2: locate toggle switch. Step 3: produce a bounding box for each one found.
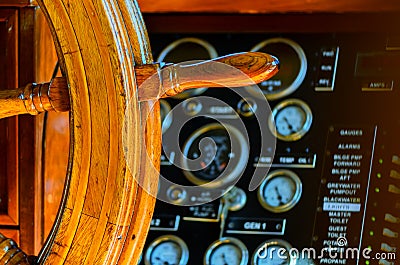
[381,243,397,252]
[383,228,399,238]
[388,184,400,194]
[385,213,400,224]
[390,170,400,179]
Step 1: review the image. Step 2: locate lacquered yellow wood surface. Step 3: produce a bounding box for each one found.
[34,0,160,264]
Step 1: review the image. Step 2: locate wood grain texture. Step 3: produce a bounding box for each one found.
[138,0,400,13]
[29,0,160,264]
[42,112,70,250]
[0,9,18,230]
[0,0,32,7]
[0,230,18,245]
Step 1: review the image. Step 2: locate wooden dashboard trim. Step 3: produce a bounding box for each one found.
[143,13,400,34]
[138,0,400,14]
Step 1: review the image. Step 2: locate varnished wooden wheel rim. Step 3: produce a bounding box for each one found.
[36,1,160,264]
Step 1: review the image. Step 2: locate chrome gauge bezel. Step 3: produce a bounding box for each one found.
[268,98,313,142]
[252,239,296,265]
[257,169,302,213]
[182,123,249,189]
[157,37,218,99]
[204,237,249,265]
[144,235,189,265]
[251,37,307,100]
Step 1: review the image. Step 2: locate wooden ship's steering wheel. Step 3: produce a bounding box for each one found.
[0,0,279,264]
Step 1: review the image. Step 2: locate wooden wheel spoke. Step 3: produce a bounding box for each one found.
[0,52,279,120]
[0,77,69,119]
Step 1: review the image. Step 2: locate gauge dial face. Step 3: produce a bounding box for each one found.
[258,170,302,213]
[275,105,306,137]
[145,235,189,265]
[205,237,248,265]
[182,123,248,188]
[252,239,295,265]
[251,38,307,100]
[269,99,312,141]
[150,241,181,265]
[186,127,230,181]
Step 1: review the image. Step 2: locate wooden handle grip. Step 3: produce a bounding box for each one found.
[137,51,279,100]
[179,51,279,88]
[0,77,70,119]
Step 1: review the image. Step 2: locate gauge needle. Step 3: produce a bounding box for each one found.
[274,186,284,205]
[221,253,228,265]
[218,162,226,171]
[154,257,174,265]
[283,117,297,134]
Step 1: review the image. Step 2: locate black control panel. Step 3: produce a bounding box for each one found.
[139,15,400,265]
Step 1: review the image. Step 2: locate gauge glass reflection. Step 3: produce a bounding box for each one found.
[275,105,306,137]
[205,237,248,265]
[182,123,248,188]
[269,99,312,141]
[258,170,302,213]
[251,38,307,100]
[145,235,189,265]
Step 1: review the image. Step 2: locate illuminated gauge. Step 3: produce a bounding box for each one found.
[252,239,296,265]
[268,98,312,141]
[251,38,307,100]
[144,235,189,265]
[182,123,249,188]
[157,37,218,99]
[204,237,248,265]
[258,169,302,213]
[160,99,172,133]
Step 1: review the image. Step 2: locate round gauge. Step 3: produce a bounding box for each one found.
[157,37,218,99]
[237,98,257,117]
[144,235,189,265]
[251,38,307,100]
[204,237,249,265]
[269,98,312,142]
[252,239,296,265]
[160,99,172,134]
[182,123,249,188]
[258,169,302,213]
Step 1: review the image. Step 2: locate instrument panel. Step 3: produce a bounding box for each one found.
[140,14,400,265]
